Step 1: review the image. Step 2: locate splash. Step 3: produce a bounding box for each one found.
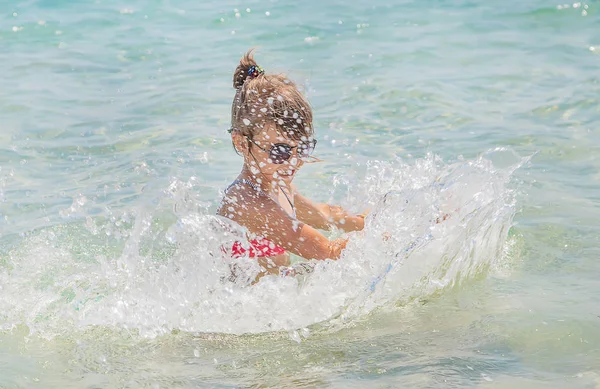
[0,149,525,338]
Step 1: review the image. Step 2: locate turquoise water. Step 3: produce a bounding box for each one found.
[2,0,600,387]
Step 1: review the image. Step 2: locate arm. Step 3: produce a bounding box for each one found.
[294,190,365,233]
[227,188,347,260]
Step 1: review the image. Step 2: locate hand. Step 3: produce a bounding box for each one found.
[328,237,349,260]
[357,208,370,219]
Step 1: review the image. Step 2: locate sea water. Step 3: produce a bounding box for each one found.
[1,0,600,387]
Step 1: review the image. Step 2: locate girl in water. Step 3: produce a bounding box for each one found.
[217,50,366,279]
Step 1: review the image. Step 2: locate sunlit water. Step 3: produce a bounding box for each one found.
[2,0,600,387]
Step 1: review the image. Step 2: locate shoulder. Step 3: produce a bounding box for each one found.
[224,180,267,202]
[217,180,270,220]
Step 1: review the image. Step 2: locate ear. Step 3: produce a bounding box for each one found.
[232,131,248,155]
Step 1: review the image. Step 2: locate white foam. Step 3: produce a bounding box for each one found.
[0,150,524,338]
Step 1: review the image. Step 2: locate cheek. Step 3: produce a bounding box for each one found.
[281,158,302,169]
[252,155,278,171]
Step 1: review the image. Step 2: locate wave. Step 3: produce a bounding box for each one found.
[0,148,527,338]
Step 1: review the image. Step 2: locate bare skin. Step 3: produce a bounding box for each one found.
[217,123,365,276]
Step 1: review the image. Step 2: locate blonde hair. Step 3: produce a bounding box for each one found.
[230,49,314,143]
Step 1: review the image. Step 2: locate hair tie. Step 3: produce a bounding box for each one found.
[247,65,264,79]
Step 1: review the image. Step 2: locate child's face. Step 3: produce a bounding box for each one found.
[246,124,305,185]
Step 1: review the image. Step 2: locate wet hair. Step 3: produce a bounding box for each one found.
[229,49,314,146]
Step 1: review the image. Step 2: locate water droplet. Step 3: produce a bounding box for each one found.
[288,330,302,343]
[265,11,270,16]
[197,152,209,163]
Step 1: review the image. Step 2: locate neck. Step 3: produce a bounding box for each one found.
[238,164,295,216]
[239,165,287,194]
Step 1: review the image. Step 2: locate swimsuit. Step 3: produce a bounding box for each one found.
[230,238,286,258]
[221,179,291,258]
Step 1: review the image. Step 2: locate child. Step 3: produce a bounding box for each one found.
[217,50,366,278]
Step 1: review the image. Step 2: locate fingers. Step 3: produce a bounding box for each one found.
[328,237,349,259]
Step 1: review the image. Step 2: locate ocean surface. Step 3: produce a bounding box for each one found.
[1,0,600,387]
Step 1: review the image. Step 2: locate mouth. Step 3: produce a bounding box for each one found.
[277,170,296,177]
